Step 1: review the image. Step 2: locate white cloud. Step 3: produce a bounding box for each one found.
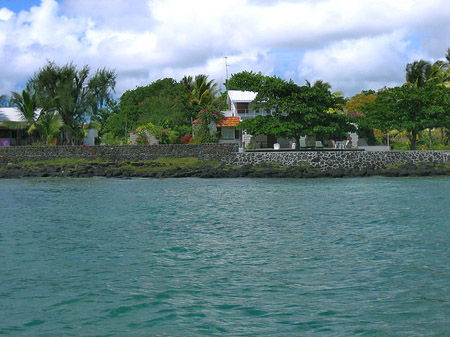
[297,31,413,96]
[0,0,450,98]
[0,7,14,21]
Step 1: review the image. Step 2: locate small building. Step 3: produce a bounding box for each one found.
[0,107,28,146]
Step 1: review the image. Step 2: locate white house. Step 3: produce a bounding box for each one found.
[218,90,366,150]
[218,90,280,148]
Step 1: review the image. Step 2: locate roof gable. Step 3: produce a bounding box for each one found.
[0,107,23,123]
[227,90,257,103]
[217,117,240,127]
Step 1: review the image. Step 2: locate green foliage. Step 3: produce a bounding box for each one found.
[101,132,123,145]
[8,88,62,145]
[237,115,293,138]
[29,61,116,144]
[256,76,354,139]
[113,78,190,141]
[225,71,266,91]
[363,84,450,150]
[192,107,223,144]
[9,88,39,131]
[0,94,9,107]
[34,111,63,145]
[90,99,120,138]
[181,75,223,119]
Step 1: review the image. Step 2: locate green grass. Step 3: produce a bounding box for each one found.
[108,157,219,172]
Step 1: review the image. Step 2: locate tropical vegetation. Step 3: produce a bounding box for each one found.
[2,48,450,149]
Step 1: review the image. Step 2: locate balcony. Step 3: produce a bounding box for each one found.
[237,109,272,119]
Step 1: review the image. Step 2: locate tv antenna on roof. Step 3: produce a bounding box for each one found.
[225,56,229,81]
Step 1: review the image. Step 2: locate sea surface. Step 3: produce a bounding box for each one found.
[1,177,449,336]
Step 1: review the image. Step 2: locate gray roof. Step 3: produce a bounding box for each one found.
[0,107,23,123]
[227,90,257,103]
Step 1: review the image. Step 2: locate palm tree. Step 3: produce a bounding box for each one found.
[35,111,62,145]
[405,60,433,87]
[9,89,39,127]
[9,89,40,141]
[181,74,220,108]
[406,53,450,146]
[306,79,332,91]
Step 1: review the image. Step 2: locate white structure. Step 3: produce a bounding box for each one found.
[224,90,274,119]
[128,130,159,145]
[219,90,279,148]
[83,129,99,146]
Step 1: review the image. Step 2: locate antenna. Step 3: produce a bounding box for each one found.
[225,56,229,81]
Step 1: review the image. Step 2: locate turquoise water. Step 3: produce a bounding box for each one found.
[1,177,449,336]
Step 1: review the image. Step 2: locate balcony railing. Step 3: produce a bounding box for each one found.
[222,109,274,119]
[237,109,273,119]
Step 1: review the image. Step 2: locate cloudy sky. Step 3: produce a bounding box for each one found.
[1,0,450,98]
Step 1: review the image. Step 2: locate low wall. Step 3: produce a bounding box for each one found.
[0,144,238,166]
[218,150,450,171]
[1,145,449,172]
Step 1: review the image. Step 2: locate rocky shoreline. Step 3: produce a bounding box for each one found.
[1,161,450,179]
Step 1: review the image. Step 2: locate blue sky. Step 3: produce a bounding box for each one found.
[1,0,47,13]
[1,0,450,98]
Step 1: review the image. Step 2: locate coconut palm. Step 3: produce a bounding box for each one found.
[305,79,332,91]
[181,74,220,108]
[34,111,63,145]
[9,88,39,129]
[405,60,432,88]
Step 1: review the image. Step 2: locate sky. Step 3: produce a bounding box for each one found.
[1,0,450,99]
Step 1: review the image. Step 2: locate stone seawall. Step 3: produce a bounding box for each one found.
[0,144,238,166]
[216,150,450,171]
[1,145,449,173]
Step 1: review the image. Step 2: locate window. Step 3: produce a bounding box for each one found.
[221,127,235,140]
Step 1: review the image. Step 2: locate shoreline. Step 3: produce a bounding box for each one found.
[1,160,449,179]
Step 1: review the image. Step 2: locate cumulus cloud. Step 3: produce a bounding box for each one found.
[1,0,450,98]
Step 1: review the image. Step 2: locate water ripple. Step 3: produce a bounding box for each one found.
[1,177,449,336]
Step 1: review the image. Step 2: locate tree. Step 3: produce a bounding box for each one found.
[34,111,63,145]
[181,74,220,110]
[8,88,41,143]
[9,88,39,129]
[405,60,432,88]
[29,61,116,144]
[225,71,266,91]
[405,51,450,146]
[363,85,450,150]
[116,78,189,135]
[0,94,8,107]
[236,75,353,145]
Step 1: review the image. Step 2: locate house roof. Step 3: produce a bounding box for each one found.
[217,117,240,127]
[0,107,23,123]
[227,90,257,103]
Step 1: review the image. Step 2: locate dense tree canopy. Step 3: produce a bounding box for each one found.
[29,61,116,144]
[236,73,353,143]
[363,84,450,149]
[225,71,266,92]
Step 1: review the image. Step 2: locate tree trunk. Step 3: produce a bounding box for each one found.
[410,130,417,150]
[429,128,432,148]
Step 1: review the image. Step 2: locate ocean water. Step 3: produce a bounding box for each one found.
[1,177,449,336]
